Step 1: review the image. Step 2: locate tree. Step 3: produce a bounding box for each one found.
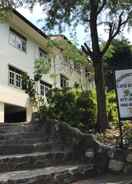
[104,39,132,90]
[2,0,132,132]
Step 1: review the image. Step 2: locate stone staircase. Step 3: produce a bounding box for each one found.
[0,121,97,184]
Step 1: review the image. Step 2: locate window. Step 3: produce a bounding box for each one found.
[39,48,48,58]
[9,28,27,52]
[8,66,23,89]
[40,81,52,97]
[60,74,69,88]
[74,63,81,74]
[85,67,90,78]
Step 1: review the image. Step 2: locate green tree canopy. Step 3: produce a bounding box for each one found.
[105,39,132,70]
[104,39,132,90]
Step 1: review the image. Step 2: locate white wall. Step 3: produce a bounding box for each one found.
[0,103,4,122]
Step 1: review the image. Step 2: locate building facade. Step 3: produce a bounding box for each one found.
[0,10,94,123]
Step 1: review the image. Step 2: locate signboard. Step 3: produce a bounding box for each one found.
[115,69,132,120]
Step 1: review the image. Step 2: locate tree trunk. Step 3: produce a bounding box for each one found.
[94,60,108,132]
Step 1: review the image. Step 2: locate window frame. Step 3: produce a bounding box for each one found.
[8,65,23,89]
[40,80,52,97]
[9,28,27,53]
[39,48,48,58]
[74,63,81,74]
[60,74,69,88]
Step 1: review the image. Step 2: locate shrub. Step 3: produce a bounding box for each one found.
[122,123,132,146]
[40,88,96,132]
[106,90,118,125]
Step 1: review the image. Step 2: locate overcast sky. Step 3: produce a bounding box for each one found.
[17,4,132,48]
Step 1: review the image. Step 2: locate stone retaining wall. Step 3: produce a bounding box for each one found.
[108,146,132,173]
[32,118,132,175]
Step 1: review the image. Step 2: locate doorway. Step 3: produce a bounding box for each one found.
[4,104,26,123]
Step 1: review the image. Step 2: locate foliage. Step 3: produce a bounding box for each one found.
[0,8,9,22]
[20,0,132,34]
[22,73,36,105]
[122,122,132,145]
[22,57,51,110]
[37,38,89,65]
[47,38,88,64]
[104,39,132,90]
[106,90,118,124]
[34,57,51,81]
[40,88,96,132]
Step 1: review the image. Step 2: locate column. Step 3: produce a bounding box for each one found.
[0,103,4,123]
[26,104,32,122]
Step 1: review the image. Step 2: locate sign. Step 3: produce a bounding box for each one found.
[115,69,132,120]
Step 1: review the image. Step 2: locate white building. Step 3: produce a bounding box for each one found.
[0,9,94,123]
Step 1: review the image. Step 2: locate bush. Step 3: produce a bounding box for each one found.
[122,123,132,146]
[106,90,118,125]
[40,88,96,132]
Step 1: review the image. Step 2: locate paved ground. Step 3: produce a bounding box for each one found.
[72,174,132,184]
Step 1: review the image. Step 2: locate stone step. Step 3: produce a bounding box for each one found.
[71,174,132,184]
[0,132,45,139]
[0,123,30,127]
[0,151,79,173]
[0,164,94,184]
[0,137,45,144]
[0,123,33,134]
[0,123,31,129]
[0,128,29,134]
[0,142,66,155]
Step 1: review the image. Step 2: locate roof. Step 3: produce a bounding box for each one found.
[49,34,73,45]
[12,9,87,59]
[49,34,86,57]
[13,9,48,39]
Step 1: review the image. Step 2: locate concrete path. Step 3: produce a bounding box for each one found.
[72,174,132,184]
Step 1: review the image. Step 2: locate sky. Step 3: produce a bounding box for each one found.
[17,4,132,48]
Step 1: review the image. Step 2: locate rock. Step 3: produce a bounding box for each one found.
[109,159,124,172]
[94,151,109,174]
[85,149,94,158]
[108,149,114,159]
[126,153,132,163]
[123,163,132,174]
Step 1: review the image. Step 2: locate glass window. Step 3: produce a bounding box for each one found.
[40,81,52,97]
[74,63,81,74]
[85,67,90,78]
[40,84,45,96]
[16,73,22,88]
[9,71,15,85]
[39,48,47,58]
[8,66,23,89]
[9,28,27,52]
[9,31,16,47]
[60,74,69,88]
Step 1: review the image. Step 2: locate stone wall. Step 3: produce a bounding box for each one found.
[108,146,132,173]
[32,118,132,175]
[32,119,110,173]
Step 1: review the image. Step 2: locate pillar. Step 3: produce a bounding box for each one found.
[0,103,4,123]
[26,104,32,122]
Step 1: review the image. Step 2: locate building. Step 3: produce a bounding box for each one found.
[0,9,94,123]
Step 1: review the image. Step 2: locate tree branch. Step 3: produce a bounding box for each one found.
[81,43,93,59]
[97,0,106,15]
[102,11,129,56]
[101,23,114,55]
